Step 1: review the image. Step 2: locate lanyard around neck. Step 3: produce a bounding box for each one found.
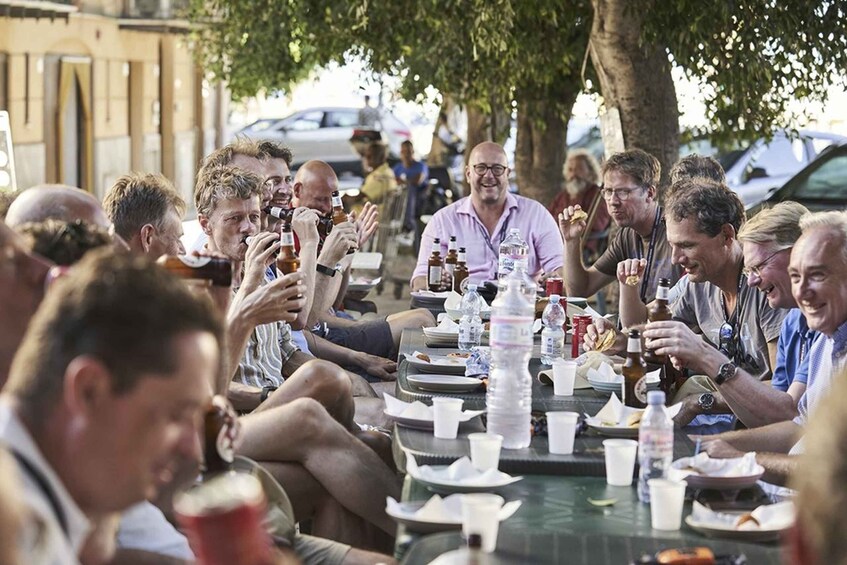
[474,211,512,259]
[636,206,663,303]
[12,449,70,540]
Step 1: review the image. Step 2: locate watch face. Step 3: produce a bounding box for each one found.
[699,393,714,410]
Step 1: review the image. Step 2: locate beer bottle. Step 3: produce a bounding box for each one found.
[330,190,356,254]
[444,236,458,276]
[646,278,672,364]
[622,329,648,409]
[263,206,294,222]
[452,247,469,293]
[276,220,302,313]
[428,238,443,291]
[157,255,232,287]
[203,395,235,479]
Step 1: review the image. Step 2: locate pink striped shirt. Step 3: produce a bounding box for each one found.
[412,193,564,283]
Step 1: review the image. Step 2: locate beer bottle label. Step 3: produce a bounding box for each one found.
[331,195,343,208]
[281,232,295,246]
[445,263,455,275]
[656,285,669,301]
[627,337,641,353]
[178,255,212,268]
[634,376,648,404]
[429,267,442,286]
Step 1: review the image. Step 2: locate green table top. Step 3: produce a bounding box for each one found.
[397,475,783,564]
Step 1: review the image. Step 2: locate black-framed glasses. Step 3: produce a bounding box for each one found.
[471,163,508,177]
[742,248,786,278]
[601,186,645,201]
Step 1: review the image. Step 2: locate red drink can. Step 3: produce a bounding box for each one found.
[545,277,564,298]
[571,314,593,358]
[175,473,275,565]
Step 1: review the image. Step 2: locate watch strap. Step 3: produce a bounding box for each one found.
[316,263,336,277]
[714,362,738,385]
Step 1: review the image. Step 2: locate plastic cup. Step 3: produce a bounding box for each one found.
[546,411,579,455]
[603,439,638,486]
[468,433,503,471]
[649,479,687,530]
[432,397,464,439]
[461,494,504,553]
[552,359,577,396]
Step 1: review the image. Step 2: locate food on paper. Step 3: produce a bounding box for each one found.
[625,274,640,286]
[595,330,617,352]
[415,352,432,363]
[447,352,470,359]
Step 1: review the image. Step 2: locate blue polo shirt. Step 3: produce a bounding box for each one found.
[771,309,816,391]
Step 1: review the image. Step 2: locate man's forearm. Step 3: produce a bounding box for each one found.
[222,314,253,396]
[717,420,802,454]
[755,453,796,486]
[227,382,262,412]
[333,264,351,311]
[619,285,648,328]
[293,241,319,330]
[307,332,361,368]
[411,275,427,291]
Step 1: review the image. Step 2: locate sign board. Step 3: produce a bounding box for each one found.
[0,111,17,192]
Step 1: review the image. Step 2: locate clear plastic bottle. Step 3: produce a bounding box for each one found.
[486,278,534,449]
[497,228,528,282]
[637,390,674,503]
[540,294,566,365]
[458,283,484,351]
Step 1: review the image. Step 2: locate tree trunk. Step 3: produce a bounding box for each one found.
[589,0,679,190]
[514,85,579,207]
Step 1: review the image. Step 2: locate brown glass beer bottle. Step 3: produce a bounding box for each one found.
[428,238,443,291]
[623,329,648,409]
[330,190,356,254]
[276,220,302,313]
[645,277,672,364]
[444,236,458,276]
[157,255,232,287]
[452,247,469,293]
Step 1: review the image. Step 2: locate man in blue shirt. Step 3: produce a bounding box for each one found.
[392,140,429,232]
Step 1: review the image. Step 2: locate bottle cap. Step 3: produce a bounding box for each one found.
[647,391,666,405]
[468,283,478,291]
[550,294,560,303]
[466,533,482,549]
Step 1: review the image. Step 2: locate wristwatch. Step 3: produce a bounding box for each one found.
[697,392,716,413]
[316,263,336,277]
[714,361,738,385]
[260,386,278,403]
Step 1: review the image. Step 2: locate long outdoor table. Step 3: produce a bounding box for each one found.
[392,329,696,476]
[398,475,782,564]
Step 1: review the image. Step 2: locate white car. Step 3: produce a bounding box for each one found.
[235,106,412,176]
[681,130,846,208]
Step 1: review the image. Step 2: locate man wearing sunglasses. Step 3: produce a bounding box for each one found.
[411,141,562,289]
[560,149,683,304]
[641,180,788,426]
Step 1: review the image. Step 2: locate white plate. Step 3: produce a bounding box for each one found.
[405,355,469,375]
[685,515,786,543]
[586,421,639,438]
[384,409,484,430]
[412,471,523,493]
[411,291,451,303]
[587,379,660,394]
[670,458,764,491]
[347,277,381,292]
[385,501,462,533]
[407,374,483,393]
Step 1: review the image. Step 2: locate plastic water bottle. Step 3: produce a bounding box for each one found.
[638,391,674,503]
[458,283,484,351]
[540,294,566,365]
[498,228,528,282]
[486,278,534,449]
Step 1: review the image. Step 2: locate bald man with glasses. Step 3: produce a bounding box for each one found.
[411,141,563,289]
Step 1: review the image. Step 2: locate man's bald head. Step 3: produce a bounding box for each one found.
[6,185,110,228]
[292,160,339,215]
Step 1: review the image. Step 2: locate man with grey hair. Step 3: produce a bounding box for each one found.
[693,210,847,485]
[103,173,186,257]
[5,184,111,229]
[669,154,726,186]
[549,149,609,256]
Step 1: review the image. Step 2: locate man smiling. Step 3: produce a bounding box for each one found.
[411,141,562,288]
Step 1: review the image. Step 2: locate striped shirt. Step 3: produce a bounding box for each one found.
[794,320,847,427]
[232,276,299,389]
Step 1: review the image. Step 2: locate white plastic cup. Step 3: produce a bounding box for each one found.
[468,433,503,471]
[649,479,687,530]
[603,439,638,486]
[461,494,504,553]
[546,411,579,455]
[432,397,464,439]
[552,359,577,396]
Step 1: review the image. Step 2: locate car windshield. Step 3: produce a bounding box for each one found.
[790,150,847,201]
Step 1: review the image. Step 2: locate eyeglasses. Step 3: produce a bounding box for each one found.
[471,163,508,177]
[601,186,645,201]
[742,248,785,278]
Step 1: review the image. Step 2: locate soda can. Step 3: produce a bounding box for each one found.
[175,473,274,565]
[571,314,593,358]
[545,277,564,298]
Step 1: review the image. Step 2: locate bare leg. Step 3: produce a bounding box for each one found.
[237,398,401,535]
[386,309,435,349]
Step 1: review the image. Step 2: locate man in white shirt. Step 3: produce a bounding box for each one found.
[1,250,222,565]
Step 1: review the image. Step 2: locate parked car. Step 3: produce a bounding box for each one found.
[235,106,412,176]
[750,142,847,214]
[680,130,846,208]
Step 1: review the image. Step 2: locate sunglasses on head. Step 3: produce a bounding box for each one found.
[718,322,761,372]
